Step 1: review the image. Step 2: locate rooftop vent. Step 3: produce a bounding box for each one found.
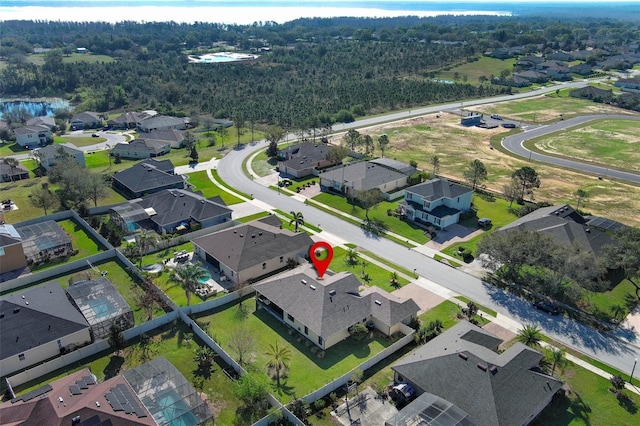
[477,363,488,371]
[234,230,237,233]
[0,313,4,318]
[252,234,256,238]
[489,366,498,374]
[329,290,336,296]
[25,301,29,305]
[310,285,316,290]
[13,308,20,314]
[458,352,469,360]
[258,232,263,236]
[585,228,590,233]
[21,295,25,299]
[240,234,244,237]
[301,279,307,285]
[375,300,382,306]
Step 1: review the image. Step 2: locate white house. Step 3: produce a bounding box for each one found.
[401,178,473,229]
[36,143,86,170]
[13,124,52,148]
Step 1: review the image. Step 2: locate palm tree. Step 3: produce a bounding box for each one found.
[575,188,588,211]
[176,262,209,305]
[135,229,157,267]
[462,301,478,322]
[430,155,440,177]
[517,324,543,348]
[377,134,389,158]
[389,271,401,289]
[546,347,567,377]
[345,247,359,266]
[264,340,292,386]
[2,157,20,182]
[289,211,304,232]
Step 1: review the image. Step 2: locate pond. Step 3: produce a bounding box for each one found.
[0,98,71,120]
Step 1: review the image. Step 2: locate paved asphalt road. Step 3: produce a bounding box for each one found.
[217,88,640,377]
[502,114,640,184]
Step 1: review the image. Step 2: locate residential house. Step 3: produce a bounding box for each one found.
[319,160,409,199]
[546,51,573,61]
[0,357,212,426]
[65,277,134,340]
[513,70,547,84]
[278,141,335,178]
[145,129,185,148]
[0,160,29,182]
[26,116,56,129]
[0,281,92,377]
[515,55,544,69]
[496,204,614,259]
[111,139,171,159]
[112,159,185,199]
[0,224,28,275]
[254,265,419,349]
[13,124,52,148]
[70,111,102,130]
[569,86,612,101]
[614,77,640,93]
[107,111,155,130]
[110,189,232,235]
[36,142,86,170]
[137,115,187,133]
[368,158,418,176]
[568,63,593,76]
[400,178,473,229]
[192,217,313,286]
[390,322,563,426]
[15,220,73,266]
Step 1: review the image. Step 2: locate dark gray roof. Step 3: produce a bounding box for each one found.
[320,161,407,192]
[112,139,169,156]
[136,189,231,227]
[13,124,50,135]
[392,322,562,426]
[138,115,185,129]
[145,129,184,143]
[368,158,417,176]
[192,220,313,272]
[113,161,184,196]
[279,142,330,171]
[0,161,29,176]
[71,111,101,123]
[38,143,83,160]
[406,178,473,201]
[140,158,174,173]
[253,266,419,338]
[0,281,90,360]
[26,116,56,128]
[499,204,612,257]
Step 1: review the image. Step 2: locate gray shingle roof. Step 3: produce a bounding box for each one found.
[192,221,313,272]
[253,265,419,338]
[320,161,407,191]
[392,322,562,426]
[112,139,169,156]
[136,189,231,227]
[279,142,331,172]
[0,282,90,360]
[406,178,473,201]
[26,116,55,128]
[71,111,101,123]
[38,143,82,160]
[368,158,417,176]
[13,124,50,135]
[112,160,184,196]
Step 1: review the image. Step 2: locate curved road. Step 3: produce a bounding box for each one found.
[502,114,640,184]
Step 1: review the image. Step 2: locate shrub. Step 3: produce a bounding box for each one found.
[348,323,368,341]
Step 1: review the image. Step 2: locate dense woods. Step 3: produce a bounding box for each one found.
[1,16,639,128]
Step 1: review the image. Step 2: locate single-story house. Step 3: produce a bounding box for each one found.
[144,129,185,148]
[36,142,86,170]
[111,139,171,159]
[0,160,30,182]
[112,159,185,199]
[192,217,313,286]
[110,189,232,235]
[390,322,563,426]
[368,158,418,176]
[497,204,614,259]
[569,86,613,101]
[278,141,336,178]
[13,124,52,148]
[65,277,134,340]
[0,281,92,377]
[614,77,640,93]
[70,111,102,130]
[107,111,156,130]
[400,178,473,229]
[319,161,408,199]
[26,116,56,129]
[0,356,212,426]
[0,224,28,275]
[137,115,186,133]
[254,265,419,350]
[15,220,73,266]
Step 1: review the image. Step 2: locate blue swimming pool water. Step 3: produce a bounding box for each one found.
[154,390,199,426]
[197,273,212,284]
[88,299,117,320]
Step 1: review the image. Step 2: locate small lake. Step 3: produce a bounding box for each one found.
[0,99,71,120]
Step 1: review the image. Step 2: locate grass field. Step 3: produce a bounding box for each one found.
[185,170,244,205]
[530,119,640,173]
[199,299,393,402]
[435,57,517,86]
[11,320,242,426]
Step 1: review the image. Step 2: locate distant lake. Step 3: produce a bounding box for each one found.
[0,99,71,120]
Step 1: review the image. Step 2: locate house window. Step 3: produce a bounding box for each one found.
[304,326,308,335]
[406,193,412,200]
[457,197,460,202]
[287,314,294,322]
[423,201,430,210]
[279,256,284,263]
[262,262,266,269]
[18,353,25,361]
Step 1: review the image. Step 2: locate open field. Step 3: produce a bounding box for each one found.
[434,57,517,86]
[10,320,242,426]
[199,298,394,402]
[352,99,640,228]
[531,119,640,173]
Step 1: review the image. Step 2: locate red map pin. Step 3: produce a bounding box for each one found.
[310,241,333,279]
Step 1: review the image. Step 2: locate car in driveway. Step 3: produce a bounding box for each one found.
[491,114,502,120]
[534,301,561,315]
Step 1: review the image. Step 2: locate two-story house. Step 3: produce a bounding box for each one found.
[401,178,473,229]
[13,124,52,148]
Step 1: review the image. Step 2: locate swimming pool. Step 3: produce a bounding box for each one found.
[197,273,212,284]
[88,299,117,320]
[153,390,199,426]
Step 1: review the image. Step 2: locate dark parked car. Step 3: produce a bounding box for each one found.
[91,133,99,137]
[502,123,517,128]
[534,301,561,315]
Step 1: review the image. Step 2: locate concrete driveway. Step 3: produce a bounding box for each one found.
[392,283,445,315]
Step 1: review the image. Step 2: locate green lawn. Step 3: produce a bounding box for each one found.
[418,300,462,330]
[0,141,29,157]
[454,296,498,318]
[251,149,278,177]
[585,278,638,319]
[328,247,409,293]
[185,170,244,205]
[435,56,517,85]
[477,95,610,123]
[212,169,252,200]
[237,211,271,223]
[12,320,242,426]
[312,192,429,244]
[273,209,322,233]
[198,299,394,402]
[59,136,107,147]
